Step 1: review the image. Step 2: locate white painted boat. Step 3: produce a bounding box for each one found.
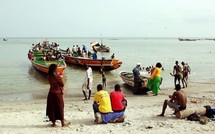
[119,71,148,88]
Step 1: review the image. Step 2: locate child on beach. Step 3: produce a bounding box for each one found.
[102,71,106,89]
[181,61,188,88]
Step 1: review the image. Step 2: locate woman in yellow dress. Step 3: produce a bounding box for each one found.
[147,62,162,95]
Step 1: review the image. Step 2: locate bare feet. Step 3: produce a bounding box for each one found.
[109,116,125,123]
[157,114,164,116]
[116,116,125,122]
[62,121,71,127]
[95,112,103,124]
[51,124,56,127]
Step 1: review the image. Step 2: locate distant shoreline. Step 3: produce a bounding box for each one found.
[2,37,215,39]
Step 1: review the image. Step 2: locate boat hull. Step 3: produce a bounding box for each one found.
[93,46,110,52]
[28,43,66,76]
[64,55,122,71]
[90,41,110,52]
[119,71,148,88]
[30,60,66,76]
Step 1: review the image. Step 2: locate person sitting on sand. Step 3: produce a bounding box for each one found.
[93,84,125,124]
[158,84,187,116]
[93,84,112,114]
[110,84,127,112]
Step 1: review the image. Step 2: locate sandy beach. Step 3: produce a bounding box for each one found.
[2,0,215,133]
[0,82,215,134]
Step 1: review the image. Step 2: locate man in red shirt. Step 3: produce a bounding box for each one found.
[110,84,127,112]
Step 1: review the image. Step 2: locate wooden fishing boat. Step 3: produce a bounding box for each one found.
[90,41,110,52]
[63,54,122,71]
[119,71,148,88]
[28,50,66,76]
[178,38,196,41]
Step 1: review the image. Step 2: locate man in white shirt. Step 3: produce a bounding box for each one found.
[82,66,93,100]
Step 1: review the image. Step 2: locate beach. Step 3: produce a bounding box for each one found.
[2,0,215,133]
[0,38,215,134]
[0,81,215,134]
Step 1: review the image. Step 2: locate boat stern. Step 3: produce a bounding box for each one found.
[112,59,123,70]
[56,60,67,77]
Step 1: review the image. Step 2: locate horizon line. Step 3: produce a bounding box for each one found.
[1,36,215,38]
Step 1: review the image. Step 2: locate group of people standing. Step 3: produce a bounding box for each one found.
[28,41,65,62]
[132,60,191,96]
[172,61,191,89]
[132,62,163,96]
[66,44,98,60]
[66,45,89,58]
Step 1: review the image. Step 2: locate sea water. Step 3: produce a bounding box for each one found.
[0,37,215,100]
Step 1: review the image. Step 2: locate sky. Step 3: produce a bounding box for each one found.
[1,0,215,37]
